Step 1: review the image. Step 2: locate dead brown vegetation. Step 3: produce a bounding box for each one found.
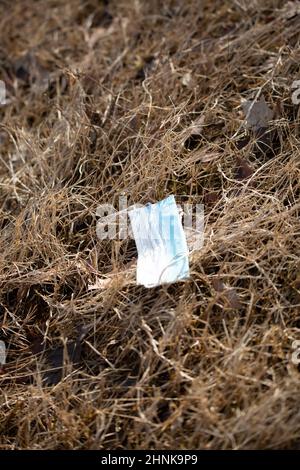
[0,0,300,449]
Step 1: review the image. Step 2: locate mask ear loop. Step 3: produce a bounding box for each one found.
[96,205,139,240]
[157,250,189,286]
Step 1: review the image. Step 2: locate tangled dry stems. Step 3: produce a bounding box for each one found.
[0,0,300,449]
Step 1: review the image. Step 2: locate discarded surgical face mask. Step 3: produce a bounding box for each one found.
[129,195,189,288]
[0,340,6,365]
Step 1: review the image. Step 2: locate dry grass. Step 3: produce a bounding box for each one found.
[0,0,300,450]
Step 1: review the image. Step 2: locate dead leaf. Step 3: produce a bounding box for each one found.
[0,340,6,365]
[181,115,205,149]
[204,191,220,205]
[212,278,225,292]
[225,289,242,309]
[182,72,193,87]
[212,278,242,309]
[236,157,253,180]
[186,116,205,135]
[242,96,273,131]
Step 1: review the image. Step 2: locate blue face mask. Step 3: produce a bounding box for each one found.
[129,195,189,288]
